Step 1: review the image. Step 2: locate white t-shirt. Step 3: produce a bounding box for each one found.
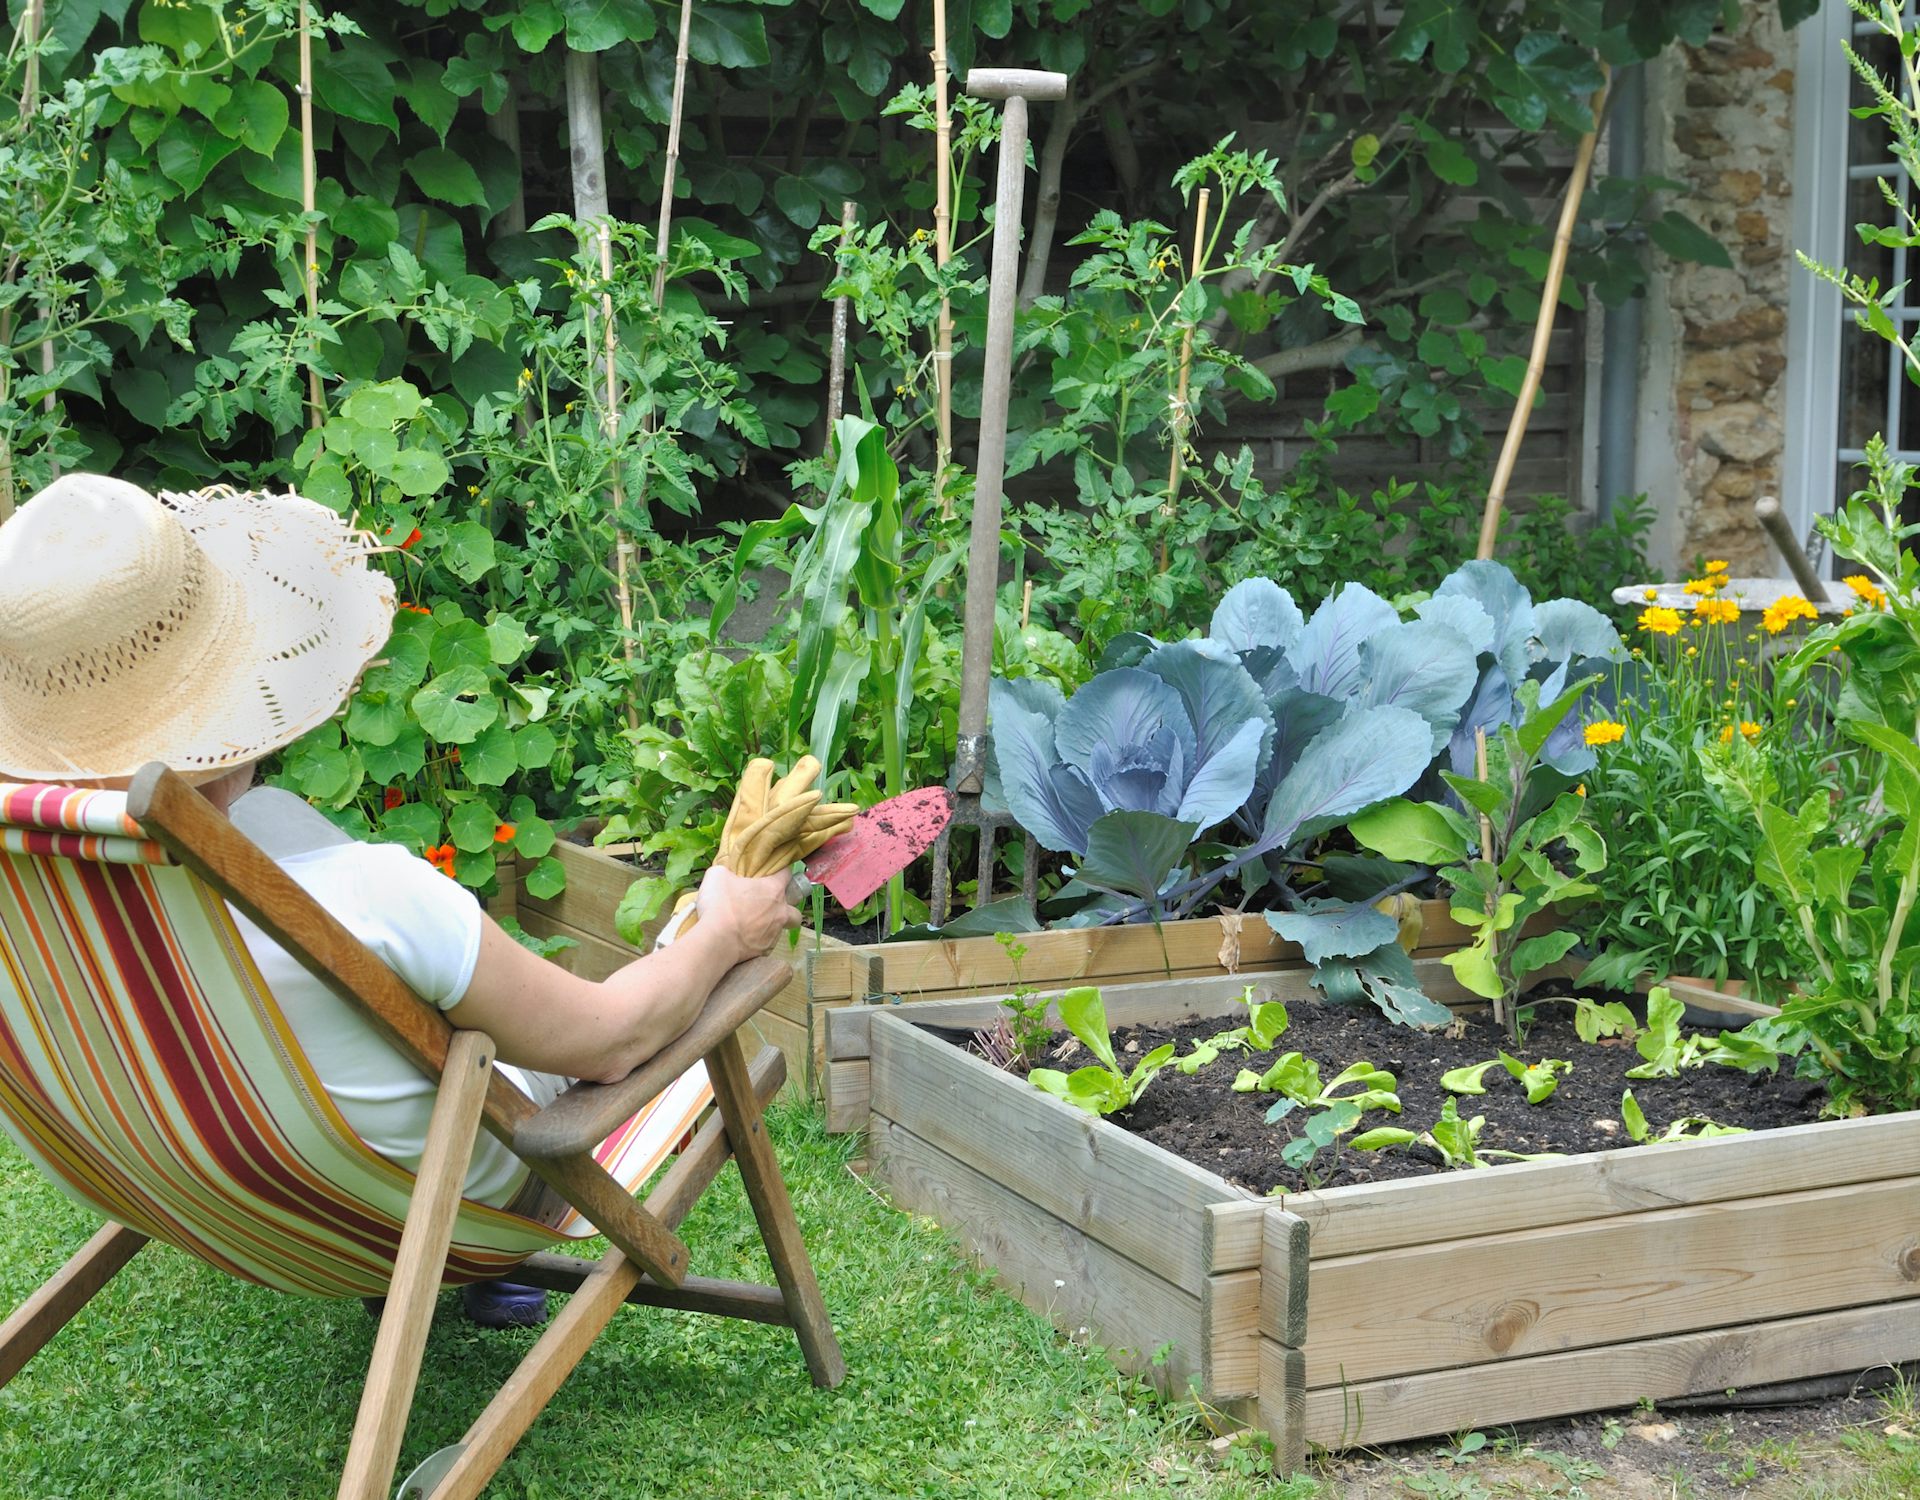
[227,789,545,1208]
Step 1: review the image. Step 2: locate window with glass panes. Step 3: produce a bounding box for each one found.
[1835,6,1920,524]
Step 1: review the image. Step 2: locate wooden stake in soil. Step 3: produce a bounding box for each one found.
[825,200,856,444]
[1475,726,1508,1039]
[297,0,323,428]
[1158,186,1211,573]
[932,0,955,516]
[1473,68,1610,562]
[651,0,694,307]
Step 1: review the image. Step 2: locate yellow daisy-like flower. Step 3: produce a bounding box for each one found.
[1638,607,1683,637]
[1683,577,1720,596]
[1706,559,1729,574]
[1584,720,1626,747]
[1694,597,1741,625]
[1740,720,1762,741]
[1761,594,1818,635]
[1844,574,1888,607]
[1719,724,1735,745]
[1643,587,1659,601]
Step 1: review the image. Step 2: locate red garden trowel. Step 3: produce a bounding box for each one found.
[656,787,954,948]
[788,786,955,909]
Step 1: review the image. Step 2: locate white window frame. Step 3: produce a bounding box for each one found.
[1782,0,1855,560]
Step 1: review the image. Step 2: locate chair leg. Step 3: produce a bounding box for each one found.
[705,1031,846,1388]
[337,1030,497,1500]
[0,1222,146,1389]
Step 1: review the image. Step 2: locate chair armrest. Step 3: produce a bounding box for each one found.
[513,954,794,1160]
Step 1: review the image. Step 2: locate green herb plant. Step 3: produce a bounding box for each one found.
[1351,680,1607,1040]
[1028,986,1174,1116]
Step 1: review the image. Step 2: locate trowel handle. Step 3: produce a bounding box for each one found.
[1755,496,1831,602]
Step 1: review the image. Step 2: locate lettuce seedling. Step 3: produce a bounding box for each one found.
[1621,1088,1749,1145]
[1440,1059,1497,1095]
[1627,987,1782,1079]
[1353,1098,1564,1170]
[1175,989,1290,1074]
[1499,1051,1572,1104]
[1029,986,1175,1115]
[1231,1054,1401,1122]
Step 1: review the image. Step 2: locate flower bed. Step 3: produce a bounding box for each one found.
[849,977,1920,1463]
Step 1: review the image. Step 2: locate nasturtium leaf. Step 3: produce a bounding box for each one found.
[376,801,440,852]
[361,722,426,782]
[442,520,497,584]
[428,620,491,672]
[345,692,408,748]
[514,722,559,770]
[523,855,566,900]
[463,720,518,787]
[512,816,557,859]
[449,801,499,854]
[388,448,450,499]
[411,665,499,743]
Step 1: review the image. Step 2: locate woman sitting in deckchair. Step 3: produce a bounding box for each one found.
[0,473,801,1327]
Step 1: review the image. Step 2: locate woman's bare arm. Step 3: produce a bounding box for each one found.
[443,865,800,1082]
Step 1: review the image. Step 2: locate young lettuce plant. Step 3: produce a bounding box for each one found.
[1176,989,1290,1074]
[1349,677,1608,1039]
[1621,1090,1749,1145]
[1230,1053,1401,1120]
[1028,986,1175,1115]
[1353,1098,1566,1169]
[1625,986,1782,1079]
[1500,1052,1572,1103]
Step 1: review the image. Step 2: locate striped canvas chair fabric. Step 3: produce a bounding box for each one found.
[0,781,710,1298]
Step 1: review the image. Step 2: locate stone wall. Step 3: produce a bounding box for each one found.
[1639,7,1796,573]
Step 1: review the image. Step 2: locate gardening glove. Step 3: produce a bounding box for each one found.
[655,756,856,948]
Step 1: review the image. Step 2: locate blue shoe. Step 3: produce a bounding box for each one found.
[462,1279,548,1328]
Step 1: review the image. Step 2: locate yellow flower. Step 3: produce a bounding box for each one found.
[1785,698,1797,710]
[1638,607,1683,637]
[1735,657,1749,668]
[1706,559,1730,574]
[1761,594,1818,635]
[1575,784,1587,797]
[466,485,479,496]
[1685,645,1698,657]
[1844,574,1887,607]
[519,367,533,384]
[1643,587,1659,601]
[1719,724,1735,745]
[1584,720,1626,747]
[1683,577,1720,596]
[1743,721,1763,740]
[1694,597,1740,625]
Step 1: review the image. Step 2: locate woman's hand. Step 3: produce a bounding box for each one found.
[694,863,802,964]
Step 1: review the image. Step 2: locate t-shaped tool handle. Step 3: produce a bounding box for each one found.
[964,68,1069,101]
[949,66,1070,797]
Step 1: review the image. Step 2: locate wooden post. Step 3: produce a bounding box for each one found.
[826,200,856,444]
[1158,186,1210,572]
[1474,69,1610,561]
[932,0,954,516]
[298,0,323,428]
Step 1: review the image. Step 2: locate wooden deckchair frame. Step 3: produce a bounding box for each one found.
[0,764,845,1499]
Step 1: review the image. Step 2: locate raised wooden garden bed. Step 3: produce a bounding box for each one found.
[845,976,1920,1463]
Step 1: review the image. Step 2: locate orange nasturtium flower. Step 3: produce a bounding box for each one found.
[1637,607,1683,637]
[493,823,517,844]
[1584,721,1626,747]
[383,787,405,811]
[1761,595,1818,635]
[1844,574,1888,608]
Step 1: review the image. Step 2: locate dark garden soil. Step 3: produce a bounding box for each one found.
[955,990,1832,1196]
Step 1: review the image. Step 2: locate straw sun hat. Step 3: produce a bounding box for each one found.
[0,475,396,782]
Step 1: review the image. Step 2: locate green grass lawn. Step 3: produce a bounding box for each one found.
[0,1105,1307,1499]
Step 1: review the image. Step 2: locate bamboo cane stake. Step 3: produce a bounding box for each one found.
[1,0,45,515]
[1157,187,1210,572]
[826,200,856,445]
[298,0,322,427]
[1474,69,1609,561]
[598,222,638,729]
[932,0,954,516]
[23,0,56,465]
[651,0,694,306]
